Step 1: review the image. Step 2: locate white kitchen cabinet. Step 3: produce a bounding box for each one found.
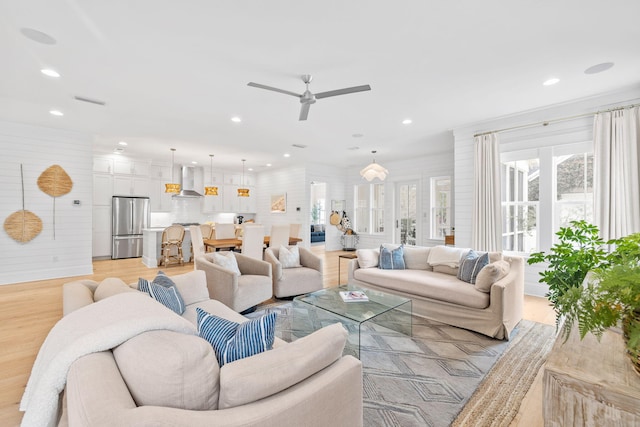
[93,157,113,174]
[202,192,224,212]
[238,188,256,213]
[113,176,150,196]
[93,173,113,206]
[149,164,172,180]
[150,179,173,212]
[224,173,255,186]
[114,159,151,176]
[92,205,112,258]
[222,184,256,213]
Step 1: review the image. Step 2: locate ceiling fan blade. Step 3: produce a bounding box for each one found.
[299,102,311,121]
[247,82,301,98]
[314,84,371,99]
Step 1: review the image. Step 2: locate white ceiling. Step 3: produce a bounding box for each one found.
[1,1,639,172]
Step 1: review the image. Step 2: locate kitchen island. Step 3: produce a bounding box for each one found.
[142,227,192,268]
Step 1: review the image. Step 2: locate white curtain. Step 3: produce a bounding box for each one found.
[472,133,502,251]
[593,106,640,240]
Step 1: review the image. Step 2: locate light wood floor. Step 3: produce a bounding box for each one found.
[0,246,555,426]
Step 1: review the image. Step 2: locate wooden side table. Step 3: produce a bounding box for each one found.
[337,253,358,285]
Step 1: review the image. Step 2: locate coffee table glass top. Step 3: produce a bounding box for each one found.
[294,286,411,324]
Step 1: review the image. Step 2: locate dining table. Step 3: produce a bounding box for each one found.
[203,236,302,251]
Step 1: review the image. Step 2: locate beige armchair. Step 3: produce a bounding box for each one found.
[264,246,324,298]
[195,252,273,313]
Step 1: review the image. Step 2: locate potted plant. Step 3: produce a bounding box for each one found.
[556,233,640,373]
[527,220,608,315]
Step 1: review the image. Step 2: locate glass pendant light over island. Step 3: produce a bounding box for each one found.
[165,148,180,193]
[237,159,249,197]
[204,154,219,196]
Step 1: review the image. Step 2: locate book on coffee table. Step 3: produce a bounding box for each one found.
[339,291,369,302]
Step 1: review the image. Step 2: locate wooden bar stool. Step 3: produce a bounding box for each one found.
[161,225,185,267]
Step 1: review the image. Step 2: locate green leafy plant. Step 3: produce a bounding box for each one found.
[528,220,608,309]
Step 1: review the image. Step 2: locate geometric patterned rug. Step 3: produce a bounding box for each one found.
[248,302,554,427]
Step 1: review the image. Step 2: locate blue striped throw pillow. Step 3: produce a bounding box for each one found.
[138,272,186,315]
[196,308,276,366]
[457,250,489,284]
[379,245,405,270]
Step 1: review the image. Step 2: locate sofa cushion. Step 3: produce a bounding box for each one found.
[353,268,490,309]
[113,330,219,410]
[402,245,432,270]
[457,250,489,284]
[379,245,405,270]
[427,245,469,268]
[138,273,186,315]
[168,270,210,306]
[279,245,301,268]
[197,308,276,366]
[356,248,379,268]
[433,265,459,276]
[93,278,137,302]
[210,251,241,276]
[218,322,348,409]
[475,260,511,293]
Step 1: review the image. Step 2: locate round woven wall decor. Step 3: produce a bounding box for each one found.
[4,210,43,243]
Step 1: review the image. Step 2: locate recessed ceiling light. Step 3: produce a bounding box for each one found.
[40,69,60,78]
[118,141,128,146]
[191,161,198,164]
[231,116,242,123]
[584,62,615,75]
[248,168,254,171]
[402,119,413,125]
[543,78,560,86]
[284,153,290,158]
[266,163,272,167]
[49,110,63,116]
[20,28,57,45]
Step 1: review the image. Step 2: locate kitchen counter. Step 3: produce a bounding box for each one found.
[142,228,192,268]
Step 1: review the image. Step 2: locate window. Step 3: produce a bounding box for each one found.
[430,177,451,239]
[354,183,384,234]
[501,159,539,253]
[500,144,593,254]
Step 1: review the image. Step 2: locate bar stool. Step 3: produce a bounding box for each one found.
[161,225,185,267]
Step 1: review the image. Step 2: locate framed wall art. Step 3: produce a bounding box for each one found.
[270,193,286,213]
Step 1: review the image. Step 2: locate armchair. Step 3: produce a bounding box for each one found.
[264,246,324,298]
[195,252,273,313]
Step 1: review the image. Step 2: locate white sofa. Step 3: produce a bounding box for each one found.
[56,270,363,427]
[347,245,524,340]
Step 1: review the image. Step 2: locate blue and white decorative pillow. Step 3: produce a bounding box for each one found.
[196,308,276,366]
[379,245,405,270]
[138,271,186,315]
[457,250,489,284]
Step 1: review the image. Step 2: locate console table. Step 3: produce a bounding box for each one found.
[543,326,640,426]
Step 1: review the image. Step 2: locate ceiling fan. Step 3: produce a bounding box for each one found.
[247,74,371,121]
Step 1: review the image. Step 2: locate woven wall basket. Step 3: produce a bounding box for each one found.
[37,165,73,197]
[4,210,43,243]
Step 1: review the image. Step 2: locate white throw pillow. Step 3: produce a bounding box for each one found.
[427,245,469,268]
[356,248,379,269]
[211,251,241,276]
[402,246,431,270]
[279,245,301,268]
[94,278,137,302]
[475,260,510,292]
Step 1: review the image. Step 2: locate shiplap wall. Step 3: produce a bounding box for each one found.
[345,148,455,250]
[0,120,93,285]
[453,86,640,296]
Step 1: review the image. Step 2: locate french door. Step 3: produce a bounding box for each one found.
[395,181,418,245]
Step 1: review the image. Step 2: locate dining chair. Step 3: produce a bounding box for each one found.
[214,223,236,240]
[269,224,290,249]
[199,223,214,240]
[241,224,265,260]
[289,223,302,239]
[189,225,206,269]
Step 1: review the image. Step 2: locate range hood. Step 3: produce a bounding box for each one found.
[173,166,203,198]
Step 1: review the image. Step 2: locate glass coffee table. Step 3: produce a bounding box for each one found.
[292,286,412,358]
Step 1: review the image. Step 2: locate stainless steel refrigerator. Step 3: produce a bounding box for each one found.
[112,196,150,259]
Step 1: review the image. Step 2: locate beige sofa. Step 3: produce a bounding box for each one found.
[347,245,524,339]
[58,270,363,427]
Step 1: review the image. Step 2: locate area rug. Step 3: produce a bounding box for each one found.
[247,302,555,427]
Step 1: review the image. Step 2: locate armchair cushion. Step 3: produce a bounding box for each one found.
[196,308,276,366]
[278,245,301,268]
[210,251,241,276]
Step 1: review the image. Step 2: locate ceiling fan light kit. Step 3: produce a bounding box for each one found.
[165,148,181,193]
[247,74,371,121]
[360,150,388,181]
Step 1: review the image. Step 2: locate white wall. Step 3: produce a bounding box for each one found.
[453,85,640,296]
[345,148,455,250]
[0,120,93,285]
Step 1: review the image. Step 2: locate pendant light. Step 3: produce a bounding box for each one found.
[204,154,219,196]
[164,148,180,193]
[360,150,388,181]
[237,159,250,197]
